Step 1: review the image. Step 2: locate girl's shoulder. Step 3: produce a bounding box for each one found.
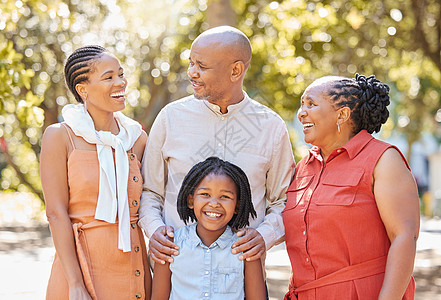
[173,224,196,245]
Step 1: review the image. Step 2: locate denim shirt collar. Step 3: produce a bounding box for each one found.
[187,223,235,250]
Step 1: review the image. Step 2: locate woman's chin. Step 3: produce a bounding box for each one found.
[303,136,314,145]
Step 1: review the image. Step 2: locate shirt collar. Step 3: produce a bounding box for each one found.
[342,130,374,159]
[306,146,322,164]
[306,130,373,163]
[202,91,250,116]
[188,223,235,250]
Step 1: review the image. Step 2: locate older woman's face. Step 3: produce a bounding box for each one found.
[297,82,340,147]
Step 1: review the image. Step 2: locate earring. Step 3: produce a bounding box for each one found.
[337,122,341,134]
[83,93,88,113]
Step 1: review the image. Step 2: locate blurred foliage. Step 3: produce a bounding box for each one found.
[0,40,43,198]
[1,0,441,202]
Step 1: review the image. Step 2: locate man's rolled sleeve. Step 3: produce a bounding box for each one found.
[256,123,295,250]
[138,109,168,239]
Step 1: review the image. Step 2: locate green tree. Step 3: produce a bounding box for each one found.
[0,41,43,198]
[2,0,441,203]
[229,0,441,158]
[1,0,111,201]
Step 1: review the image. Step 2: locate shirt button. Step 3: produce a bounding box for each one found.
[130,153,135,160]
[306,258,309,262]
[205,271,209,274]
[133,176,139,182]
[218,143,222,147]
[302,231,306,235]
[135,270,141,276]
[221,116,226,121]
[132,200,138,207]
[134,246,140,252]
[131,223,136,229]
[337,149,341,153]
[204,293,209,297]
[135,293,142,299]
[206,249,210,253]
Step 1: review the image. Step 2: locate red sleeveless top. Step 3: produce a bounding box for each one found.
[283,130,415,299]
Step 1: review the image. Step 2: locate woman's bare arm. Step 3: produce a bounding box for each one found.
[41,124,91,299]
[374,148,420,300]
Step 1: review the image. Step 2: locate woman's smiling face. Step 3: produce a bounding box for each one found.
[297,82,340,148]
[78,53,128,114]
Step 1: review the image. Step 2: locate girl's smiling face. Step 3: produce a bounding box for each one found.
[187,172,238,246]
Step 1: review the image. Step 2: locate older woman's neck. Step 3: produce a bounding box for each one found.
[321,132,354,162]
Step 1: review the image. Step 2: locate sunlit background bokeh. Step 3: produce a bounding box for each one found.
[2,0,441,213]
[1,0,441,298]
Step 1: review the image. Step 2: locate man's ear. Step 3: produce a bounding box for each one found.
[187,194,194,209]
[231,61,245,82]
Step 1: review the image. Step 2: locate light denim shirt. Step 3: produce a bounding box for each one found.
[169,223,244,300]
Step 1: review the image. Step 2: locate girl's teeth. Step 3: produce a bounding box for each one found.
[206,212,221,217]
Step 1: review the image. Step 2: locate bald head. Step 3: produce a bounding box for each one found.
[193,26,252,67]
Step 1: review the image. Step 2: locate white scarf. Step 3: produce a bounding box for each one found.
[62,104,142,252]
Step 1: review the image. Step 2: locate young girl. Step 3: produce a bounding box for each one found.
[151,156,266,300]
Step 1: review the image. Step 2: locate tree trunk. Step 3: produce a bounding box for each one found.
[206,0,236,28]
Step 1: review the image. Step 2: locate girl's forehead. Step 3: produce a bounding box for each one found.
[201,172,234,184]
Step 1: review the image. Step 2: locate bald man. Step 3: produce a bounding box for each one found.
[139,26,295,271]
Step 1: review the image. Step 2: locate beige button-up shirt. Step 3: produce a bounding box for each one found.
[138,93,295,250]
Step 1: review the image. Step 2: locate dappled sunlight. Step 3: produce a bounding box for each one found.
[0,192,46,226]
[1,0,441,298]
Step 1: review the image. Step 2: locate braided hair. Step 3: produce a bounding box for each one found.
[327,73,390,134]
[64,45,108,103]
[177,157,257,231]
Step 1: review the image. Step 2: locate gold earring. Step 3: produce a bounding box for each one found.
[83,94,88,112]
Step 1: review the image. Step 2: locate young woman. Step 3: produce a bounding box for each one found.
[41,45,151,300]
[151,157,266,300]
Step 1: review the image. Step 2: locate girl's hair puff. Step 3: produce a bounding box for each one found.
[177,157,256,230]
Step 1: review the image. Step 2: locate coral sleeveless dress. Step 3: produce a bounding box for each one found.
[283,130,415,299]
[46,124,149,300]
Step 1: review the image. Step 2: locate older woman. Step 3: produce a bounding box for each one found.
[283,74,419,299]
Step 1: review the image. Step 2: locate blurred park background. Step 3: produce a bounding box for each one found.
[1,0,441,298]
